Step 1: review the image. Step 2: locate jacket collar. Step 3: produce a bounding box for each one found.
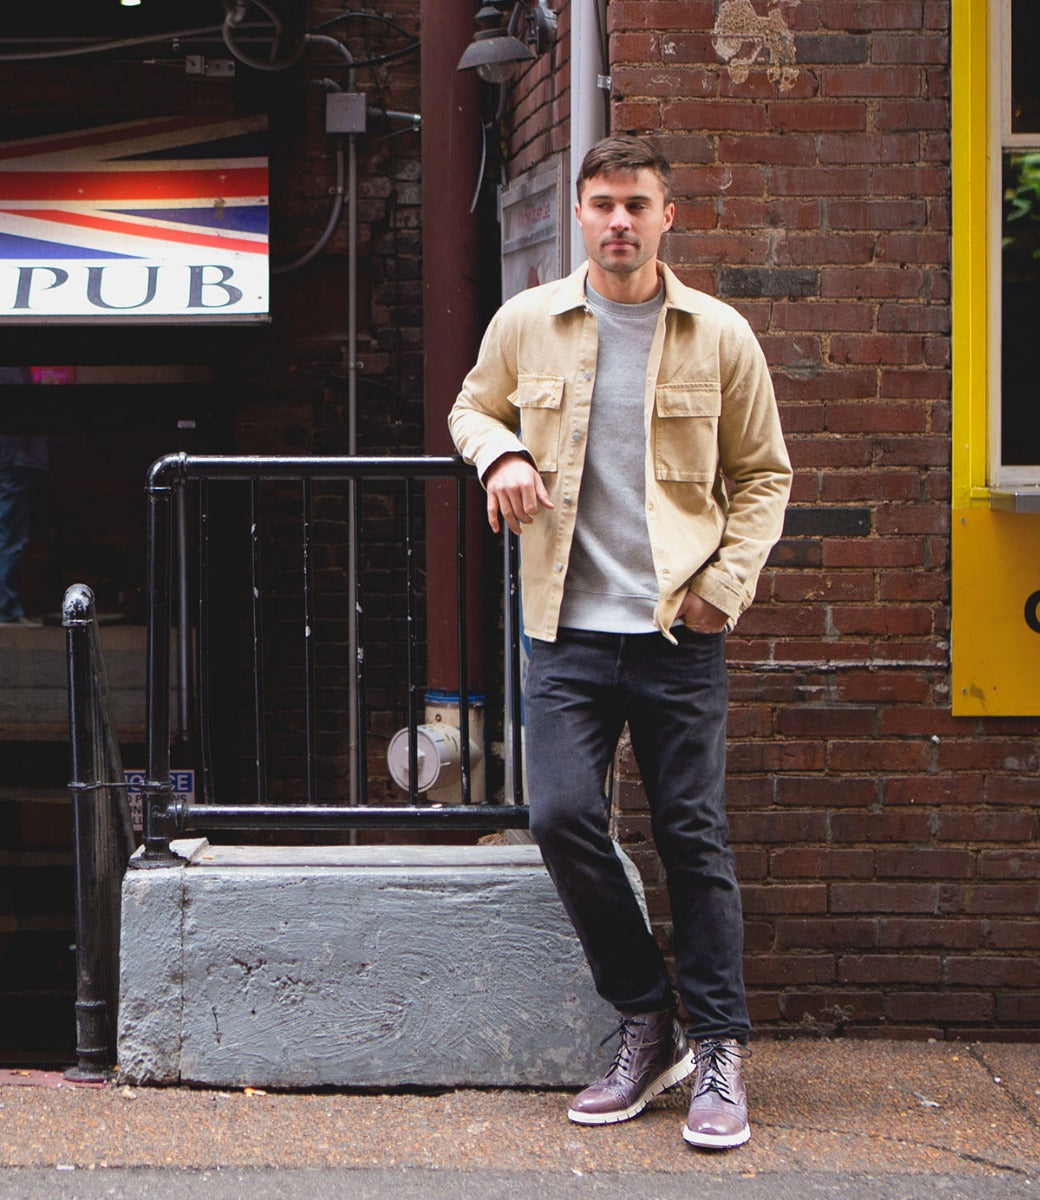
[547,260,702,317]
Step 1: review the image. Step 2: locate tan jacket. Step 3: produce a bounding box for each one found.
[449,261,792,642]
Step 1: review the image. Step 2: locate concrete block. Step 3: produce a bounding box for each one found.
[119,841,648,1089]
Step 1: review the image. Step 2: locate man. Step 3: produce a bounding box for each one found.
[0,434,48,628]
[449,135,791,1150]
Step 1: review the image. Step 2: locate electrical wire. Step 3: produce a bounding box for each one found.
[0,25,225,62]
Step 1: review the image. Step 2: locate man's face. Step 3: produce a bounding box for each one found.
[575,168,675,279]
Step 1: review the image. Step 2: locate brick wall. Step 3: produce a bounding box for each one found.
[528,0,1040,1039]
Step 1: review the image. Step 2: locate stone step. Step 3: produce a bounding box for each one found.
[119,840,647,1089]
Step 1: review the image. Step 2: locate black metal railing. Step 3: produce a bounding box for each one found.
[136,453,527,861]
[63,583,137,1081]
[64,453,529,1075]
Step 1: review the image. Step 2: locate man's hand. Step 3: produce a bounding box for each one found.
[484,453,555,535]
[677,591,729,634]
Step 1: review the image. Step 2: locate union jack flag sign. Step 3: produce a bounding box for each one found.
[0,115,269,322]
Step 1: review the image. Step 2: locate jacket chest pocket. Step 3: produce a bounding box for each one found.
[515,373,564,473]
[654,382,721,482]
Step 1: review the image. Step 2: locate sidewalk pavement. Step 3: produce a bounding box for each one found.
[0,1040,1037,1198]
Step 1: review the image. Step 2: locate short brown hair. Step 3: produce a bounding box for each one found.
[576,135,673,204]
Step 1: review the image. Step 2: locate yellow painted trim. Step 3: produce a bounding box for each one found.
[950,0,989,509]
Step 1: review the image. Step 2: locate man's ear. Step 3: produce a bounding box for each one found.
[663,202,676,232]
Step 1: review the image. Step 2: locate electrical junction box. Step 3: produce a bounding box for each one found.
[325,93,367,134]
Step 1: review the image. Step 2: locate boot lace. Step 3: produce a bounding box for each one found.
[692,1040,749,1105]
[599,1016,646,1081]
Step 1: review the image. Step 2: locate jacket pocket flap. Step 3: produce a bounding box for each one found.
[516,374,565,409]
[656,382,722,418]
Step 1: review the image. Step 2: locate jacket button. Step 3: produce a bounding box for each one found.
[571,432,581,442]
[554,562,564,572]
[583,370,592,380]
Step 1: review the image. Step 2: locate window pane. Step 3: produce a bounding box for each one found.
[1002,151,1040,465]
[1012,0,1040,133]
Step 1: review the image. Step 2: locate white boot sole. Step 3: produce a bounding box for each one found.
[681,1121,751,1149]
[567,1048,696,1125]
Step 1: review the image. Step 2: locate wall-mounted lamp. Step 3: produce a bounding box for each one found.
[457,0,556,84]
[120,0,143,7]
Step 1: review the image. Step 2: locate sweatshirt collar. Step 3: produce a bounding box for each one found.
[547,260,702,317]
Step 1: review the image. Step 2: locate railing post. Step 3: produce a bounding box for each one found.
[63,583,130,1081]
[139,456,182,864]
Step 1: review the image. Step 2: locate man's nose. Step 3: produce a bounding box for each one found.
[608,206,631,229]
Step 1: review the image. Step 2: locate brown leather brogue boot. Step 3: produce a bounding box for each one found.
[567,1010,694,1125]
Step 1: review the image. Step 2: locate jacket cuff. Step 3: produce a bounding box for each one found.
[474,438,535,484]
[687,565,747,625]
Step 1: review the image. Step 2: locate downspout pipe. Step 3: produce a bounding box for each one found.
[419,1,485,696]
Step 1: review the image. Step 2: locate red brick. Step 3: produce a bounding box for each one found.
[979,850,1040,880]
[828,739,933,773]
[735,849,769,879]
[772,301,874,332]
[873,34,950,65]
[829,335,925,366]
[613,66,699,99]
[718,133,816,164]
[825,402,928,432]
[872,166,948,197]
[821,66,924,98]
[775,918,879,950]
[829,605,934,636]
[725,776,775,809]
[609,31,660,61]
[962,886,1040,916]
[780,990,886,1023]
[776,707,877,736]
[987,921,1040,951]
[832,671,932,705]
[946,956,1040,988]
[772,570,875,603]
[876,98,949,131]
[728,740,826,773]
[818,132,920,163]
[875,504,949,535]
[832,883,938,913]
[994,995,1040,1025]
[608,0,716,31]
[937,740,1040,772]
[771,166,873,195]
[721,199,823,230]
[771,848,874,878]
[878,304,949,334]
[879,368,951,400]
[822,538,925,568]
[838,954,942,984]
[744,955,836,985]
[822,1,924,31]
[879,919,987,950]
[740,884,828,914]
[937,813,1036,844]
[874,436,948,467]
[885,992,994,1023]
[876,848,974,879]
[729,811,829,844]
[669,233,771,264]
[774,233,877,265]
[611,99,660,128]
[775,775,879,808]
[983,775,1040,806]
[877,232,951,265]
[821,263,926,295]
[663,100,770,131]
[771,101,866,132]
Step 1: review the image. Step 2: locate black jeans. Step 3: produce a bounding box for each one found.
[525,626,750,1043]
